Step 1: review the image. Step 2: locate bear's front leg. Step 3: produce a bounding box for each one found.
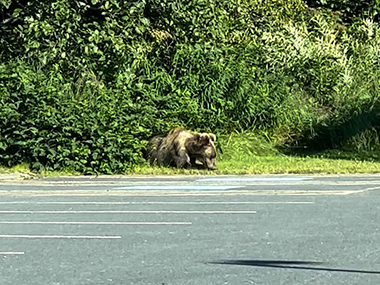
[174,153,191,168]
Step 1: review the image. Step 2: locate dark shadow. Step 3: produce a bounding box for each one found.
[279,110,380,156]
[209,259,380,275]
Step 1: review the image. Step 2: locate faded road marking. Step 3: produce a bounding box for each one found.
[0,221,192,225]
[113,186,244,190]
[0,188,374,196]
[0,201,314,205]
[198,177,311,182]
[0,235,121,239]
[0,210,257,214]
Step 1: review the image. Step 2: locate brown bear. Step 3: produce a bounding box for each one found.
[145,128,217,170]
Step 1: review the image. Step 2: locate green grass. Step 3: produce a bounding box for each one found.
[0,163,31,174]
[4,154,380,176]
[216,154,380,175]
[128,132,380,175]
[3,133,380,177]
[128,153,380,176]
[0,163,80,178]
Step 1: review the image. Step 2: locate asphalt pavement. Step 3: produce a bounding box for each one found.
[1,174,380,284]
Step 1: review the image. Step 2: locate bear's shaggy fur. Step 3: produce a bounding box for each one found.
[145,128,217,170]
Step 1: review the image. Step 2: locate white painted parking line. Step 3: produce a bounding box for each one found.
[0,210,256,214]
[0,252,25,255]
[0,188,371,196]
[0,221,192,225]
[0,235,121,239]
[0,201,314,205]
[113,186,245,190]
[198,177,311,182]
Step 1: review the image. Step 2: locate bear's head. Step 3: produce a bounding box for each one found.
[193,133,217,170]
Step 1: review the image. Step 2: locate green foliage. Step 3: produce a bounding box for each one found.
[1,0,380,173]
[305,0,380,23]
[0,60,150,173]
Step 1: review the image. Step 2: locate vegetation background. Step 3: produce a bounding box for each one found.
[1,0,380,174]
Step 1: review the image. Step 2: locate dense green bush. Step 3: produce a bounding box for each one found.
[0,61,151,173]
[1,0,380,173]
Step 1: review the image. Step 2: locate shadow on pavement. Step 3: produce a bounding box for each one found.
[209,259,380,274]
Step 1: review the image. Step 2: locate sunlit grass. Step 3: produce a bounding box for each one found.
[216,155,380,174]
[0,163,80,177]
[128,132,380,175]
[128,153,380,175]
[0,163,31,174]
[5,155,380,176]
[3,133,380,176]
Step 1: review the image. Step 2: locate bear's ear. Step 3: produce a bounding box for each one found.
[197,133,210,146]
[208,133,216,142]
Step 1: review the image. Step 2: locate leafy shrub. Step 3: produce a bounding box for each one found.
[1,0,380,173]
